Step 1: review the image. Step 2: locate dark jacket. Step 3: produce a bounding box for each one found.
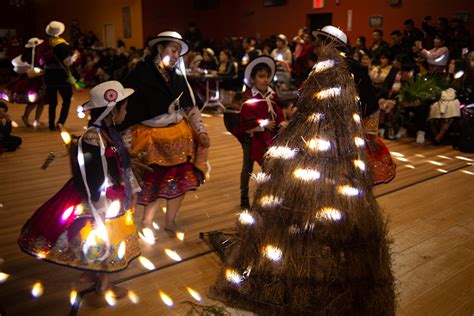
[346,58,379,117]
[120,58,202,129]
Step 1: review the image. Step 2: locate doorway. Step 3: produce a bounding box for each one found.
[103,23,115,48]
[307,13,332,34]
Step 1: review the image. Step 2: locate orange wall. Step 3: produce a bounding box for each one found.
[142,0,473,46]
[34,0,143,48]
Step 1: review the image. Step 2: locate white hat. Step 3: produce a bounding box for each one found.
[25,37,44,48]
[83,81,134,111]
[45,21,65,37]
[313,25,349,52]
[204,48,215,57]
[148,31,189,56]
[244,55,276,87]
[276,34,288,45]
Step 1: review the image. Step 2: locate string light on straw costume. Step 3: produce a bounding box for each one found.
[461,170,474,175]
[160,291,174,307]
[353,160,366,171]
[404,164,416,169]
[338,185,361,196]
[238,210,255,225]
[354,137,365,147]
[307,138,331,151]
[316,207,343,221]
[225,269,244,285]
[267,146,298,159]
[293,168,321,181]
[312,59,335,73]
[252,172,271,183]
[262,245,283,262]
[313,87,341,99]
[259,195,283,207]
[307,112,324,123]
[352,113,361,124]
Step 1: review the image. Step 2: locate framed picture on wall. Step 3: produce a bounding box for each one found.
[368,15,383,28]
[122,6,131,38]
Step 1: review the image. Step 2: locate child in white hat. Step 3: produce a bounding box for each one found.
[19,81,141,298]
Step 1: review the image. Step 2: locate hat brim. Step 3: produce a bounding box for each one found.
[244,56,277,87]
[83,88,135,111]
[25,39,44,48]
[45,24,65,37]
[312,30,350,53]
[148,36,189,56]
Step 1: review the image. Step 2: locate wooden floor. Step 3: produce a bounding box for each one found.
[0,91,473,315]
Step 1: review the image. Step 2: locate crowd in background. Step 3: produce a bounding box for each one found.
[0,16,473,147]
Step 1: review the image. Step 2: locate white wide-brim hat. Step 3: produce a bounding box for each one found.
[148,31,189,56]
[45,21,65,37]
[83,80,134,111]
[276,33,288,45]
[25,37,44,48]
[244,55,276,87]
[313,25,349,52]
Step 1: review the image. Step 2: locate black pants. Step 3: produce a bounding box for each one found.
[47,84,73,129]
[240,134,253,204]
[0,135,22,152]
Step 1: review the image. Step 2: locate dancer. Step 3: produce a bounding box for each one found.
[120,31,210,237]
[18,81,141,297]
[44,21,79,131]
[3,37,47,127]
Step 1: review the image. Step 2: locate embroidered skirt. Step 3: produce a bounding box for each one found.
[18,179,141,273]
[363,111,397,185]
[130,120,206,203]
[4,73,47,104]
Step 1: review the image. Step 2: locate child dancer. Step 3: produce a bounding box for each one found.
[18,81,141,297]
[236,56,285,209]
[3,37,47,127]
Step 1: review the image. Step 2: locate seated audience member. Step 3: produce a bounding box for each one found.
[369,53,392,91]
[429,88,461,144]
[0,102,22,153]
[199,48,218,72]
